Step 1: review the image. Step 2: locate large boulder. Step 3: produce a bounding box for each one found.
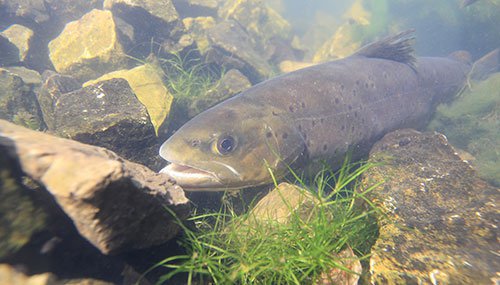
[363,129,499,284]
[84,63,174,137]
[48,9,130,82]
[0,120,190,254]
[39,77,161,169]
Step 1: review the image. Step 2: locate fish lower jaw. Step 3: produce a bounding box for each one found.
[159,162,223,191]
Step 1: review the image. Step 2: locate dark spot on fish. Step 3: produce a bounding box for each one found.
[371,82,375,89]
[364,82,369,89]
[399,137,411,147]
[301,102,306,108]
[307,140,312,147]
[272,110,278,116]
[352,89,357,96]
[351,126,355,132]
[320,118,324,124]
[354,111,358,117]
[312,120,315,127]
[361,118,365,123]
[282,132,288,139]
[303,133,307,139]
[289,105,294,112]
[348,105,352,110]
[356,80,360,86]
[340,84,344,91]
[190,139,201,147]
[266,131,273,138]
[335,98,340,104]
[383,72,388,79]
[298,124,302,131]
[341,125,345,131]
[323,144,328,151]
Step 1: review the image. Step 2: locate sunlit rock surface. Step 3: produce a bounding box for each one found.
[0,67,44,130]
[0,24,34,62]
[84,63,174,136]
[0,120,190,254]
[363,129,499,284]
[48,9,129,82]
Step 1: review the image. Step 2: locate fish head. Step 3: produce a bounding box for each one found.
[159,101,305,191]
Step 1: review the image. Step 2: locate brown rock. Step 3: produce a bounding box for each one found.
[363,129,499,284]
[0,120,190,254]
[0,24,34,62]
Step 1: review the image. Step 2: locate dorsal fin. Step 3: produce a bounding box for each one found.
[354,29,416,68]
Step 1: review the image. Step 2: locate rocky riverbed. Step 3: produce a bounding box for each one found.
[1,0,499,284]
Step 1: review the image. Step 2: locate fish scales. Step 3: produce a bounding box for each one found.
[158,31,471,191]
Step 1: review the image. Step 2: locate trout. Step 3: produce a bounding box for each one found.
[159,31,484,191]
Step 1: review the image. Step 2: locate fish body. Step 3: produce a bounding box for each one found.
[159,31,470,191]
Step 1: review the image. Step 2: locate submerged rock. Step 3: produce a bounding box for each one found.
[46,78,162,169]
[172,0,218,17]
[0,67,44,130]
[363,129,499,284]
[0,35,20,66]
[0,0,49,24]
[103,0,190,57]
[205,20,272,83]
[0,137,47,259]
[37,71,81,130]
[48,9,130,82]
[0,24,34,63]
[0,120,190,254]
[187,68,251,117]
[84,63,174,137]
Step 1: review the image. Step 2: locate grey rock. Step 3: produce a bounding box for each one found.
[206,20,273,83]
[103,0,191,57]
[0,0,49,24]
[0,67,44,130]
[172,0,219,17]
[0,34,20,66]
[362,129,500,284]
[188,68,251,117]
[0,120,190,254]
[37,70,81,130]
[44,78,161,169]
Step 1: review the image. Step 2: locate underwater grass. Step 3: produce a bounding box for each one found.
[152,160,381,285]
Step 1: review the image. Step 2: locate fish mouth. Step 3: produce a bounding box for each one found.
[159,162,223,191]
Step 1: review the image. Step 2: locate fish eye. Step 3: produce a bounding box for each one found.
[216,136,236,155]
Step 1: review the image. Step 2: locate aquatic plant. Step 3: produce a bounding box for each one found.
[150,160,381,285]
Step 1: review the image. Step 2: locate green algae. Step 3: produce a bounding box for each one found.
[428,73,500,186]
